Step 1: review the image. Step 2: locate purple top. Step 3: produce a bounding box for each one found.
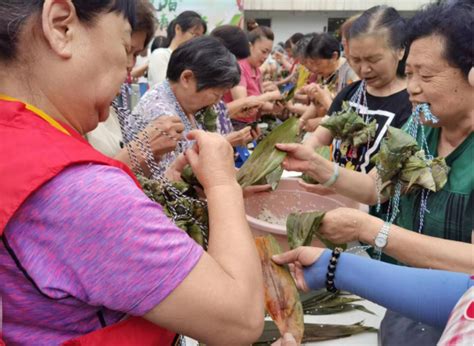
[0,165,203,345]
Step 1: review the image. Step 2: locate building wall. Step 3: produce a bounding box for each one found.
[244,0,434,11]
[244,9,416,44]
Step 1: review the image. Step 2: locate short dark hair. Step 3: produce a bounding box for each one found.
[289,33,304,45]
[349,6,407,77]
[248,26,274,44]
[151,36,167,52]
[135,0,157,48]
[0,0,136,62]
[305,33,341,60]
[211,25,250,60]
[293,33,317,58]
[406,1,473,78]
[167,36,241,91]
[165,11,207,48]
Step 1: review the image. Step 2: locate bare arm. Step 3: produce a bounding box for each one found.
[317,208,474,275]
[278,143,380,205]
[302,119,334,148]
[130,63,148,79]
[358,214,474,274]
[144,131,264,345]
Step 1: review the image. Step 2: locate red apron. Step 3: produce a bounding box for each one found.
[0,96,177,346]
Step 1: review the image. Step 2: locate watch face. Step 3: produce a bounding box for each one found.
[375,236,387,248]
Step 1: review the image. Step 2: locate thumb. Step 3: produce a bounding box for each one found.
[184,147,199,169]
[275,143,300,153]
[282,333,297,346]
[272,248,301,265]
[186,129,205,142]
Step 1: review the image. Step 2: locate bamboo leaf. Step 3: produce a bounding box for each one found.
[237,117,299,188]
[254,320,378,345]
[321,102,376,148]
[286,211,346,250]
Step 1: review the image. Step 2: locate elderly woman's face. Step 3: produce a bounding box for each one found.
[406,35,473,124]
[69,13,133,132]
[176,71,229,113]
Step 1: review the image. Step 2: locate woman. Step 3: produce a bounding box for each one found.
[148,11,206,87]
[223,26,283,125]
[300,33,358,117]
[131,36,252,174]
[87,0,184,172]
[278,2,473,344]
[210,25,264,145]
[302,5,412,170]
[0,1,264,345]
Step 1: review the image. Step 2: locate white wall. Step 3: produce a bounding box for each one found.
[244,0,435,11]
[245,10,355,44]
[245,10,416,45]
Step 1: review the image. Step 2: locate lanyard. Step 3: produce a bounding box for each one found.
[0,94,71,136]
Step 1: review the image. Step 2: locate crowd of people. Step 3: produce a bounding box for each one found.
[0,0,472,345]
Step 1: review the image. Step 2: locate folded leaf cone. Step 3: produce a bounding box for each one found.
[255,235,304,344]
[286,211,346,250]
[372,127,450,196]
[321,102,376,148]
[237,117,299,189]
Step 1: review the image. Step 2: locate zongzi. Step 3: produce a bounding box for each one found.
[255,235,304,344]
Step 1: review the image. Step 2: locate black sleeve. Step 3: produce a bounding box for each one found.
[391,90,413,129]
[327,81,360,116]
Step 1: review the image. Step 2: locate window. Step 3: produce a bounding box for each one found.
[328,17,347,38]
[256,18,271,27]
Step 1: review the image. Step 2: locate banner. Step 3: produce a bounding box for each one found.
[150,0,244,32]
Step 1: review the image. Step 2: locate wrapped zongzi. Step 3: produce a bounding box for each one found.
[321,102,376,149]
[255,235,304,344]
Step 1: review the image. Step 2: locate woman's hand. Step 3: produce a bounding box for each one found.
[165,153,188,182]
[226,126,260,147]
[300,118,322,133]
[242,95,265,111]
[298,179,336,195]
[262,81,279,93]
[271,333,298,346]
[275,143,317,172]
[265,89,284,102]
[242,184,272,197]
[272,246,326,292]
[317,208,373,244]
[136,116,184,160]
[185,130,237,190]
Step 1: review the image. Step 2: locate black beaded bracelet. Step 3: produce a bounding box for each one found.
[325,247,344,293]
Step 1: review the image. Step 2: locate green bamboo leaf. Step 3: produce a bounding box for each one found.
[321,102,376,148]
[286,211,346,250]
[254,320,378,345]
[237,117,299,188]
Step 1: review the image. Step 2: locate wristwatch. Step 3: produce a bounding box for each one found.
[374,222,391,260]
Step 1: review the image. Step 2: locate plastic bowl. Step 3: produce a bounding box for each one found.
[244,178,363,249]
